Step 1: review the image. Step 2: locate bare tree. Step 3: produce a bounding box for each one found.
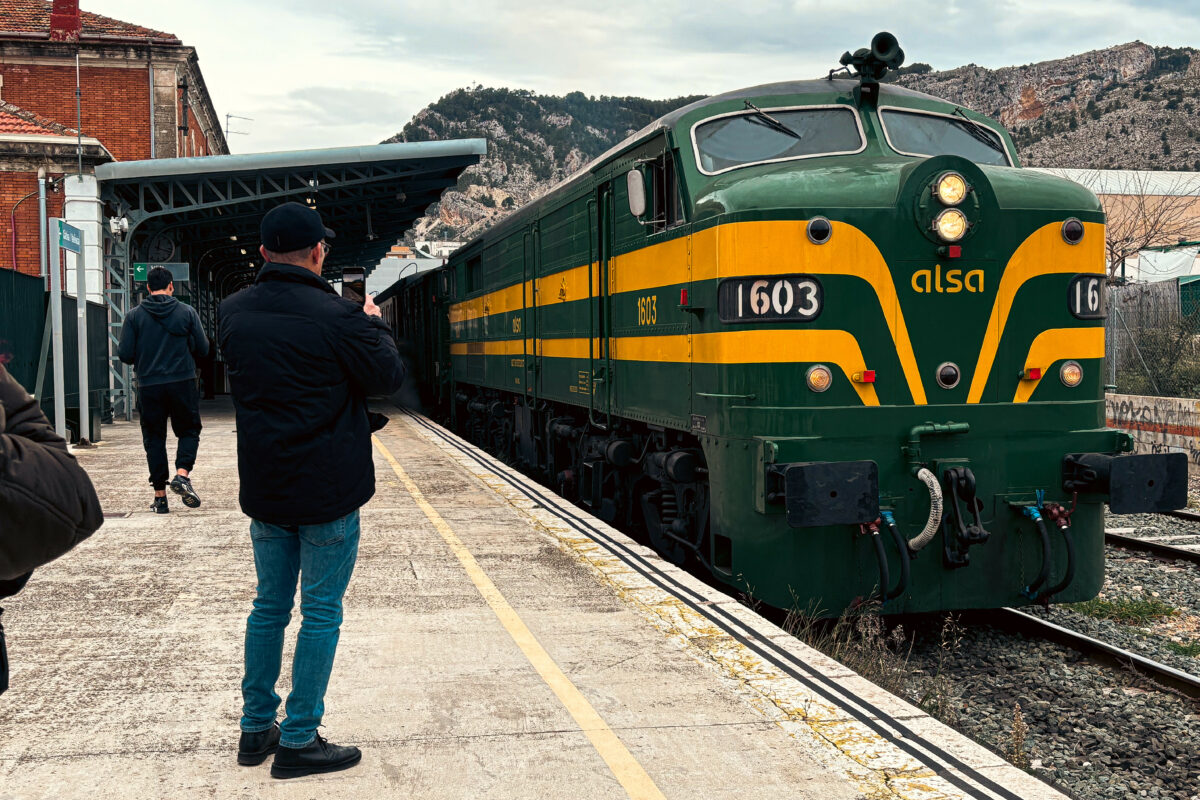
[1043,169,1200,277]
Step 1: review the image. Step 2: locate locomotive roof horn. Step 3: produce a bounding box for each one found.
[838,31,906,83]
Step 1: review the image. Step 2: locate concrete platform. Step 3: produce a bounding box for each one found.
[0,400,1065,800]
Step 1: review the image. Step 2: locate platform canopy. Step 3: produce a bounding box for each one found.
[97,138,485,418]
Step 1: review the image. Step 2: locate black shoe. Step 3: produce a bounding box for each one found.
[237,723,281,766]
[151,496,169,514]
[170,474,201,508]
[270,733,362,779]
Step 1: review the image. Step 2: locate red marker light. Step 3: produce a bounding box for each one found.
[947,245,962,259]
[853,370,876,384]
[680,288,689,306]
[1022,367,1042,380]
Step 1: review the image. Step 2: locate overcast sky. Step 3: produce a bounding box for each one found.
[88,0,1199,155]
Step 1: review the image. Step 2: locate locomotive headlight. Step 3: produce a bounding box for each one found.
[934,172,968,206]
[806,364,833,393]
[933,208,968,242]
[1060,360,1084,388]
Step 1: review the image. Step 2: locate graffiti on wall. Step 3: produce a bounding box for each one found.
[1106,393,1200,470]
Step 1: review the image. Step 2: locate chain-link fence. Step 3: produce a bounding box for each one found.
[1106,279,1200,397]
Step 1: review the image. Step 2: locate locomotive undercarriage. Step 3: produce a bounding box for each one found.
[454,388,712,570]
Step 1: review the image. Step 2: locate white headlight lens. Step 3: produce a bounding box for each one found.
[1060,360,1083,387]
[933,209,968,242]
[806,365,833,393]
[935,172,968,206]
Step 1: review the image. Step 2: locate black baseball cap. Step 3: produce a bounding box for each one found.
[260,202,335,253]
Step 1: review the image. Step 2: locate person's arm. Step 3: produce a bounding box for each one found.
[190,308,210,359]
[117,311,136,365]
[332,302,406,397]
[0,367,103,580]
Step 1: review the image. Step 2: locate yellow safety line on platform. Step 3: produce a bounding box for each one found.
[372,435,668,800]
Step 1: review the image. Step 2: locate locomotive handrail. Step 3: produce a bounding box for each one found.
[586,195,608,430]
[696,392,757,401]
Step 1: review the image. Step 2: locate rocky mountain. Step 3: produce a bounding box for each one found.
[388,42,1199,244]
[385,89,702,242]
[893,42,1200,171]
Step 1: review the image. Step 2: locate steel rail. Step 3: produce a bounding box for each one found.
[988,607,1200,701]
[1165,508,1200,523]
[1105,531,1200,566]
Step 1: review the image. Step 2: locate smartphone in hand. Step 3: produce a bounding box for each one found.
[341,267,366,306]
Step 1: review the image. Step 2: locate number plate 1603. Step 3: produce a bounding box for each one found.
[718,275,823,323]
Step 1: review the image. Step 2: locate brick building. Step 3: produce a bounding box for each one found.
[0,0,227,277]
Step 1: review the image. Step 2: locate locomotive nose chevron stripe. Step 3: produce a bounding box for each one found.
[1012,327,1105,403]
[966,221,1106,404]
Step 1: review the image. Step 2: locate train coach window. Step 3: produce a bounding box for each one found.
[879,107,1011,166]
[691,105,866,176]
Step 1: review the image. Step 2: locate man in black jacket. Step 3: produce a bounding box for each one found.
[219,202,405,778]
[1,363,104,695]
[118,266,208,513]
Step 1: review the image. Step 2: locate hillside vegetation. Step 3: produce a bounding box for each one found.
[388,42,1199,243]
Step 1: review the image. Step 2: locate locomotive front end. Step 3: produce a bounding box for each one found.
[675,37,1188,614]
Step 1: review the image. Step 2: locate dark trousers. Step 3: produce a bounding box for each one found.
[137,379,202,490]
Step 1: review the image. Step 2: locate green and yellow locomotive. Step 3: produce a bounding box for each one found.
[384,34,1186,615]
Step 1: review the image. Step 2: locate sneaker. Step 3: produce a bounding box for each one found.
[170,474,202,508]
[270,733,362,779]
[237,723,281,766]
[151,496,169,514]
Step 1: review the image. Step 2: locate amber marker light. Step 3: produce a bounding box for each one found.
[933,208,968,242]
[806,365,833,392]
[934,172,968,206]
[1060,360,1083,387]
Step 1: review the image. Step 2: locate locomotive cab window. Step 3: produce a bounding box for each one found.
[691,105,866,175]
[879,107,1012,166]
[646,152,684,233]
[466,254,483,294]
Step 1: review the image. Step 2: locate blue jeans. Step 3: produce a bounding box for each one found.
[240,509,360,747]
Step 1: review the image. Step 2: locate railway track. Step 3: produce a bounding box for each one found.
[1103,508,1200,566]
[986,607,1200,701]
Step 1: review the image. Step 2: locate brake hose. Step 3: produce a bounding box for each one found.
[908,467,942,552]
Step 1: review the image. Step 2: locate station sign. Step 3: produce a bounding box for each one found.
[133,262,190,283]
[57,220,83,254]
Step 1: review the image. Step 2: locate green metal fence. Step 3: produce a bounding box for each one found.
[0,269,111,432]
[0,268,47,389]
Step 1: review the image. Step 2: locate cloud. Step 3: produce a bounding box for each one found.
[84,0,1200,154]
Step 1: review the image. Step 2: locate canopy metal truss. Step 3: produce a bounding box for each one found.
[96,139,486,418]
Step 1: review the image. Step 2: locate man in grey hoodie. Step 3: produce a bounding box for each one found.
[118,266,208,513]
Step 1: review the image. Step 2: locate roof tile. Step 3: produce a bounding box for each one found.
[0,100,77,136]
[0,0,179,42]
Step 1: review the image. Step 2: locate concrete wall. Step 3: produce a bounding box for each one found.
[1106,392,1200,471]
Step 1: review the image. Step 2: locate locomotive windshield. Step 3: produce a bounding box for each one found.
[691,106,865,175]
[879,108,1011,166]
